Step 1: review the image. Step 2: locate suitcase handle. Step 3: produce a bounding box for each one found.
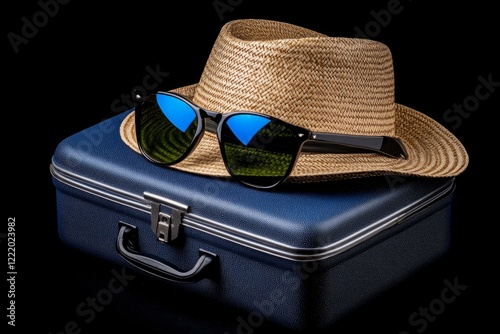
[116,223,217,283]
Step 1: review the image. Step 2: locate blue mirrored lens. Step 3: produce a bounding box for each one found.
[137,94,199,165]
[220,114,303,188]
[225,114,271,146]
[156,94,196,133]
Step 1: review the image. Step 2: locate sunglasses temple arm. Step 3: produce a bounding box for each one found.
[303,132,408,159]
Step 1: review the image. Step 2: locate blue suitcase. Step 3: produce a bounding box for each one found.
[50,110,456,331]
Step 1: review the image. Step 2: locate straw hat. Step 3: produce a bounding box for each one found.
[120,19,468,182]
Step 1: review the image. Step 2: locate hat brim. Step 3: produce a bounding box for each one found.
[120,83,469,182]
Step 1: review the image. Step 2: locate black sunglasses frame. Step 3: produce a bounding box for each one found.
[134,91,407,189]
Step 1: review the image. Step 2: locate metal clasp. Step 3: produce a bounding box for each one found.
[144,192,190,243]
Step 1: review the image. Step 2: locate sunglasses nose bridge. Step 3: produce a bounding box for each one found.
[201,109,221,121]
[200,109,222,134]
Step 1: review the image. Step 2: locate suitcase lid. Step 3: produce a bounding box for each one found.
[50,111,455,261]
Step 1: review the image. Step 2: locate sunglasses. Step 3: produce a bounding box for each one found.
[134,91,408,189]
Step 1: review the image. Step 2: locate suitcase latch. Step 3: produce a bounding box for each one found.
[144,192,190,243]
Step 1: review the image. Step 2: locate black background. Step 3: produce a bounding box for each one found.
[4,0,498,333]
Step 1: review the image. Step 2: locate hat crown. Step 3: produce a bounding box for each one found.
[193,19,396,136]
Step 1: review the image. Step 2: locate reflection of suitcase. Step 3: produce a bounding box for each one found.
[50,110,457,331]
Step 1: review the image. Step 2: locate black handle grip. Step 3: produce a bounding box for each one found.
[116,223,216,283]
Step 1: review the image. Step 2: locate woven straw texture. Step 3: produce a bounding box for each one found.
[120,19,468,182]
